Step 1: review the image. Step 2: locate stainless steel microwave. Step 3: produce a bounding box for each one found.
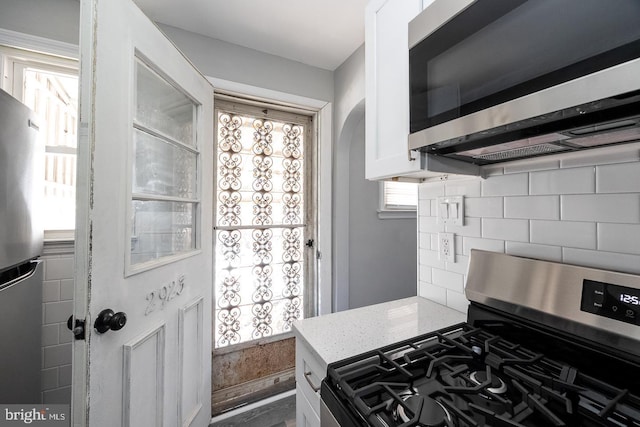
[408,0,640,165]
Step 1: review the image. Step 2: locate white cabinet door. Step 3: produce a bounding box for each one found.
[72,0,213,426]
[365,0,424,180]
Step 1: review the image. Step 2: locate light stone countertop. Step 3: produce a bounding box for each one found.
[292,296,466,370]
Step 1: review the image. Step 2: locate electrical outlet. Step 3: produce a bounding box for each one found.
[438,232,455,263]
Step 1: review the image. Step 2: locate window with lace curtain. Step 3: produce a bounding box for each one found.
[213,98,315,348]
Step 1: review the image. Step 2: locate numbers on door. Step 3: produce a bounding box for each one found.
[144,275,185,315]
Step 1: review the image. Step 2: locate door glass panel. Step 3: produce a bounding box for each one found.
[133,129,197,198]
[130,200,196,265]
[135,59,195,146]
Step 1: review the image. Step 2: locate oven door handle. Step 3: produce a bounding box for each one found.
[304,371,321,393]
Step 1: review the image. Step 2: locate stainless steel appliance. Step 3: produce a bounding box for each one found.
[0,88,43,403]
[408,0,640,165]
[321,250,640,426]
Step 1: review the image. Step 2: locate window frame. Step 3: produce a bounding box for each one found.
[0,45,79,241]
[378,180,418,219]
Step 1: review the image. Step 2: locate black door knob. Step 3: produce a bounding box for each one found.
[94,309,127,333]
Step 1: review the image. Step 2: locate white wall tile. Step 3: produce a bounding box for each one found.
[563,248,640,275]
[432,269,464,293]
[418,199,431,214]
[419,182,445,199]
[43,343,72,369]
[58,364,72,387]
[445,254,469,275]
[41,324,59,347]
[420,249,445,269]
[42,387,71,404]
[44,301,74,324]
[598,223,640,255]
[419,232,431,250]
[446,217,481,238]
[561,194,640,223]
[44,257,74,281]
[597,162,640,193]
[445,178,481,197]
[60,279,74,301]
[505,242,563,262]
[454,235,464,255]
[530,167,595,195]
[419,216,444,233]
[504,196,560,220]
[481,173,528,196]
[58,325,73,344]
[42,281,60,303]
[41,368,58,391]
[465,197,503,218]
[446,290,469,313]
[462,237,505,255]
[530,220,596,249]
[482,218,529,242]
[418,282,447,305]
[561,146,640,169]
[419,265,432,283]
[503,159,560,174]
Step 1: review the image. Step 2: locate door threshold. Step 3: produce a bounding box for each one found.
[209,389,295,425]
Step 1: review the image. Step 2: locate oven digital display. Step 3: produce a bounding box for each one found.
[581,279,640,326]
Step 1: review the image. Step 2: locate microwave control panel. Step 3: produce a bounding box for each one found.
[581,279,640,326]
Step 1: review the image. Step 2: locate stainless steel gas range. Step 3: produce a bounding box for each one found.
[321,250,640,426]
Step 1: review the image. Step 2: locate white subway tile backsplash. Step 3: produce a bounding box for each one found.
[42,387,71,404]
[530,220,596,249]
[597,162,640,193]
[60,279,74,301]
[44,257,74,281]
[419,232,431,250]
[561,146,640,169]
[561,194,640,223]
[446,217,481,238]
[563,248,640,275]
[465,197,503,218]
[503,159,560,174]
[418,282,447,305]
[445,178,481,197]
[445,254,469,276]
[418,199,431,214]
[598,223,640,255]
[58,325,73,344]
[481,173,528,196]
[44,300,73,324]
[432,269,465,293]
[42,281,60,303]
[455,235,464,255]
[41,324,59,347]
[419,264,432,283]
[504,196,560,220]
[58,364,72,387]
[419,216,444,233]
[530,167,595,195]
[420,249,445,269]
[419,182,445,199]
[482,218,529,242]
[505,242,563,262]
[41,368,58,391]
[446,290,469,313]
[43,343,72,369]
[462,237,505,255]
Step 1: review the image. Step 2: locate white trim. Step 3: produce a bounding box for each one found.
[377,210,417,220]
[0,28,78,59]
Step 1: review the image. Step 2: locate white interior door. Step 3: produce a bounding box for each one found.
[72,0,213,426]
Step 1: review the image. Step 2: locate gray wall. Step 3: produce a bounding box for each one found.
[0,0,80,45]
[348,117,417,308]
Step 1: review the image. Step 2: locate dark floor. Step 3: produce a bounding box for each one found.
[209,394,296,427]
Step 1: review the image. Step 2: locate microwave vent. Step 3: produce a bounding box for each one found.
[472,144,567,161]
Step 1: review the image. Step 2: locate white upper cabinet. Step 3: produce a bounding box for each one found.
[365,0,424,180]
[365,0,479,180]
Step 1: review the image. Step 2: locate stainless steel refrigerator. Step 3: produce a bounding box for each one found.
[0,88,43,403]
